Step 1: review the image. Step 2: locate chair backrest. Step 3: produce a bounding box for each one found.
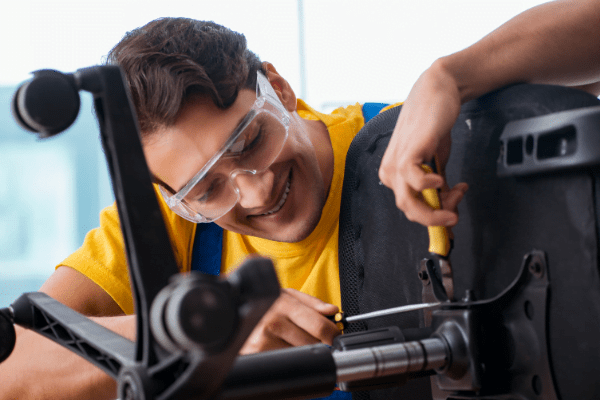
[339,83,600,400]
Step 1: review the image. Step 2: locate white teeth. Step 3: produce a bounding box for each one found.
[261,177,291,216]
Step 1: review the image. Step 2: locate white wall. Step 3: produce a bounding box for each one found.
[1,0,551,106]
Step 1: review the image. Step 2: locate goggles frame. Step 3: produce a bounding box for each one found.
[159,71,291,223]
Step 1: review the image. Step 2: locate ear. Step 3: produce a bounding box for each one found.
[262,62,297,112]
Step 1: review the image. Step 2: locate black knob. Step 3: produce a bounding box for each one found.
[11,69,80,138]
[165,281,237,353]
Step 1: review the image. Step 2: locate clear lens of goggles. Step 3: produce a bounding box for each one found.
[159,71,291,223]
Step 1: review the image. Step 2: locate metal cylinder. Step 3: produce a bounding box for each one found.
[333,337,448,383]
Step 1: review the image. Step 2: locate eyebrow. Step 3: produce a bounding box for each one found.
[152,175,176,195]
[156,98,258,194]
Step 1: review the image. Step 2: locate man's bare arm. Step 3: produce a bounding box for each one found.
[379,0,600,227]
[0,267,135,400]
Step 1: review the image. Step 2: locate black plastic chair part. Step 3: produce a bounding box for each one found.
[338,83,600,400]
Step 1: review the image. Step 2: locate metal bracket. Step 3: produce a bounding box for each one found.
[497,106,600,177]
[428,250,558,399]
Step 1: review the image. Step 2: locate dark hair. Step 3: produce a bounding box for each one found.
[106,17,263,135]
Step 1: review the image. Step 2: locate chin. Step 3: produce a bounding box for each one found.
[263,190,327,242]
[269,213,322,243]
[251,209,323,243]
[218,201,324,243]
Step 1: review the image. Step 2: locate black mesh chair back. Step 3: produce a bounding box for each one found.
[339,84,600,400]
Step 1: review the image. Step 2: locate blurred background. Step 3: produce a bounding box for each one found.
[0,0,550,305]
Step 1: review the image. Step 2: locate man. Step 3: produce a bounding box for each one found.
[2,18,365,399]
[4,1,600,398]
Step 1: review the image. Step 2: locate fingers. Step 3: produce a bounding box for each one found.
[405,194,459,227]
[241,317,318,354]
[404,162,445,193]
[284,287,339,315]
[440,183,469,215]
[240,289,341,355]
[378,133,443,195]
[378,124,456,227]
[380,163,461,227]
[378,64,465,227]
[241,331,290,354]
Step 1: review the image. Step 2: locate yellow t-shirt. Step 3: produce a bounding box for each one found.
[59,100,365,314]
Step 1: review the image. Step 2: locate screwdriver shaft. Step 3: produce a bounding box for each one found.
[345,302,441,323]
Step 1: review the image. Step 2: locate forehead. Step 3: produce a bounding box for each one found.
[143,89,256,192]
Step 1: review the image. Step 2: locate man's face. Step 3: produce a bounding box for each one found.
[144,89,329,242]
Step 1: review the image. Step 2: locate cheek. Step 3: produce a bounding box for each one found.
[288,115,313,146]
[278,126,318,166]
[213,211,247,233]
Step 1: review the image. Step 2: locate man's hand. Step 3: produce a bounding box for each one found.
[379,62,468,227]
[240,288,341,354]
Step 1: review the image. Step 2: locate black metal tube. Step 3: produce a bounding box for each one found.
[219,344,337,400]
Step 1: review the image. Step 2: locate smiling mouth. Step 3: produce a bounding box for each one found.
[260,173,292,216]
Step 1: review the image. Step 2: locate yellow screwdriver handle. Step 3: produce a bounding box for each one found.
[327,312,346,331]
[421,164,451,257]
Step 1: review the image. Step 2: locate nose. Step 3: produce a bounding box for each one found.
[231,169,275,210]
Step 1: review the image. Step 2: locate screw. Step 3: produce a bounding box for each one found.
[529,260,544,278]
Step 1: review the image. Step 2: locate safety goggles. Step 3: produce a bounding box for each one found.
[159,71,291,223]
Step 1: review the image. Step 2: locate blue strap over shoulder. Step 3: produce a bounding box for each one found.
[313,390,353,400]
[191,222,223,275]
[362,102,389,124]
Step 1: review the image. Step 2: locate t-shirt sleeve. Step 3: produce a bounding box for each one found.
[59,203,136,314]
[58,186,196,315]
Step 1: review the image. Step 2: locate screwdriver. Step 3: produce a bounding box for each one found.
[327,302,441,331]
[328,158,452,331]
[420,160,455,302]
